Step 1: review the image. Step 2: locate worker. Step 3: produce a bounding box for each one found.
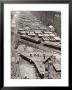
[30,54,32,57]
[43,54,45,59]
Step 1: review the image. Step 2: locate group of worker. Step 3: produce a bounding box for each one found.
[30,53,46,59]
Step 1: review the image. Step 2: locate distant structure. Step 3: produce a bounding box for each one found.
[31,11,61,36]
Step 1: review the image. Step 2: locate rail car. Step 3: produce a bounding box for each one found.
[20,35,41,44]
[44,42,61,50]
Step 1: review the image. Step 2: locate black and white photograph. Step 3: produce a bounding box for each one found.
[3,4,69,86]
[11,11,61,79]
